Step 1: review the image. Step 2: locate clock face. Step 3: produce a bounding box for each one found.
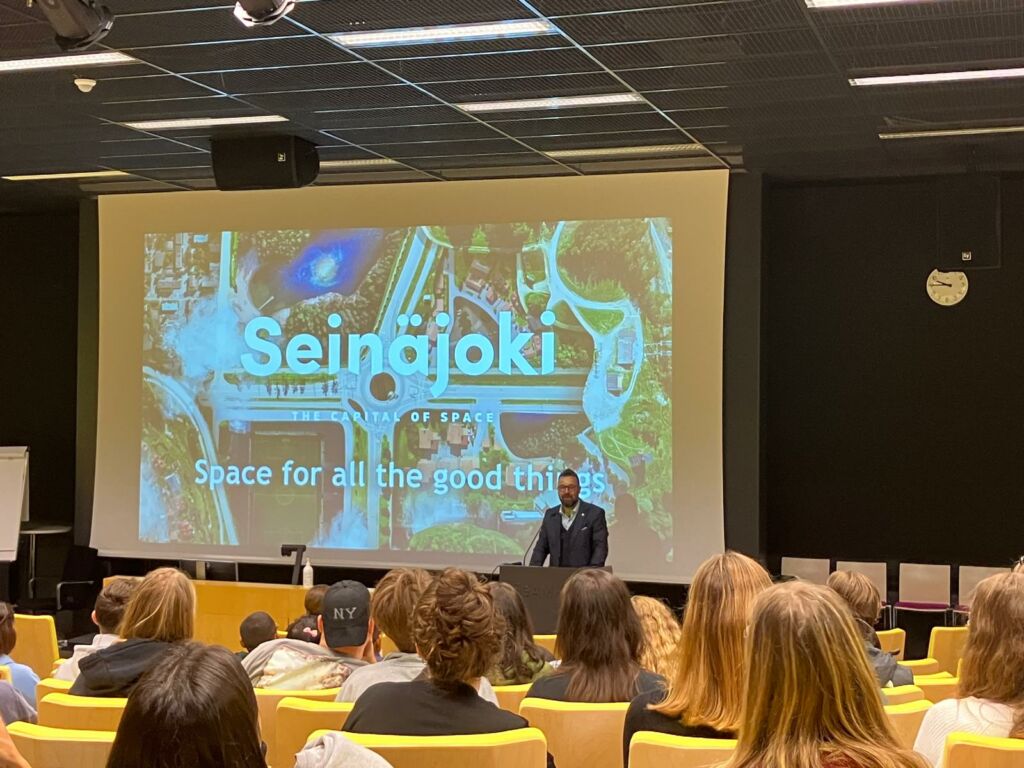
[926,269,969,306]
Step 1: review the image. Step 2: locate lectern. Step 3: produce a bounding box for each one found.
[498,565,610,634]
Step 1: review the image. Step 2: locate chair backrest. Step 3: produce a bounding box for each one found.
[957,566,1009,609]
[628,732,737,768]
[835,561,888,601]
[275,697,354,768]
[881,685,925,705]
[6,722,115,768]
[0,665,10,682]
[36,677,73,703]
[12,613,61,678]
[533,635,557,656]
[520,697,630,768]
[945,731,1024,768]
[38,693,128,731]
[915,676,959,704]
[898,563,951,606]
[780,557,831,585]
[493,683,533,714]
[877,628,906,660]
[254,687,341,758]
[928,627,970,675]
[335,728,548,768]
[884,700,933,749]
[380,634,398,655]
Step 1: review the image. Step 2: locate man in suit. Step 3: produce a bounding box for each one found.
[529,469,609,567]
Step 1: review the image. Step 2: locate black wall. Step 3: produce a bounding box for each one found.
[763,175,1024,566]
[0,210,80,596]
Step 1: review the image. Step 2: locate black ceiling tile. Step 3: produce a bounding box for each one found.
[331,121,503,144]
[316,145,385,160]
[98,136,202,156]
[376,48,600,83]
[243,84,437,111]
[527,128,688,151]
[128,37,349,72]
[424,72,624,103]
[492,110,671,137]
[191,62,399,94]
[354,35,568,61]
[837,38,1024,72]
[288,0,533,33]
[370,137,531,158]
[126,165,215,180]
[92,95,245,122]
[646,76,851,110]
[406,152,551,170]
[104,7,300,48]
[304,104,473,129]
[97,74,218,101]
[0,19,60,58]
[101,151,209,169]
[820,12,1024,52]
[619,54,839,91]
[588,29,823,69]
[106,1,231,11]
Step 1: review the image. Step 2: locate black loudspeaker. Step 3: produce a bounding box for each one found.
[211,135,319,190]
[935,174,1001,270]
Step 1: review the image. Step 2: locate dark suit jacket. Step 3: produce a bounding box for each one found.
[528,500,608,567]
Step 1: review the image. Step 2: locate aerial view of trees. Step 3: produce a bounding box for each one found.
[558,219,659,298]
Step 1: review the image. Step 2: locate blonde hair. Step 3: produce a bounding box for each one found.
[652,551,771,732]
[119,568,195,643]
[632,596,681,680]
[725,582,927,768]
[827,571,882,625]
[958,572,1024,737]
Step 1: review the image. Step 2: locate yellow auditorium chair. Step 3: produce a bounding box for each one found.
[493,683,532,714]
[255,687,341,761]
[520,697,630,768]
[35,677,73,702]
[37,692,127,731]
[274,697,354,768]
[884,700,933,750]
[319,728,548,768]
[379,634,399,655]
[12,613,61,678]
[881,685,925,705]
[6,722,115,768]
[628,732,737,768]
[945,732,1024,768]
[915,676,959,704]
[0,666,10,682]
[533,635,557,656]
[877,628,907,660]
[928,626,969,675]
[901,658,943,676]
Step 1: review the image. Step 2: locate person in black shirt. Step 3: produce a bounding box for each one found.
[527,569,664,703]
[621,552,771,765]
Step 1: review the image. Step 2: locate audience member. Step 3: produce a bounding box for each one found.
[305,584,329,616]
[0,716,29,768]
[623,552,770,764]
[243,580,375,689]
[527,569,662,702]
[828,571,913,688]
[287,615,321,644]
[343,568,529,737]
[485,581,554,686]
[0,604,40,706]
[296,732,393,768]
[71,567,195,697]
[914,572,1024,766]
[106,642,267,768]
[238,611,278,659]
[0,681,35,726]
[631,595,681,681]
[724,582,926,768]
[55,577,137,682]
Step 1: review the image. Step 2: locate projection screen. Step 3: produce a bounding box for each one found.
[94,171,728,582]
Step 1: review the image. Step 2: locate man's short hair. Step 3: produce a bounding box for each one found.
[827,571,882,625]
[239,611,277,652]
[304,584,329,616]
[372,568,433,654]
[95,578,138,635]
[558,468,580,485]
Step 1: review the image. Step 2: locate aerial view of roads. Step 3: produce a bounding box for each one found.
[140,218,674,564]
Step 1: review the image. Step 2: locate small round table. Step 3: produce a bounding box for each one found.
[19,523,72,599]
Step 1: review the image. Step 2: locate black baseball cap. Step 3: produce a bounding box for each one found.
[320,580,371,648]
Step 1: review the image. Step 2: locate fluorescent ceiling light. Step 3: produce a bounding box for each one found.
[124,115,288,131]
[0,51,135,73]
[879,125,1024,140]
[320,158,402,169]
[458,93,644,113]
[851,67,1024,86]
[2,170,130,181]
[806,0,914,7]
[546,143,705,159]
[331,19,558,48]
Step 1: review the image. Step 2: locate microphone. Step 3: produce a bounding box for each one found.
[520,516,544,566]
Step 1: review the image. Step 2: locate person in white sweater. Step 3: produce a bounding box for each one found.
[914,572,1024,766]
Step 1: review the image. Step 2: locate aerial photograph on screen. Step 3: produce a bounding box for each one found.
[139,218,673,565]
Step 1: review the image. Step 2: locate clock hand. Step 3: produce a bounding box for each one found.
[929,280,953,288]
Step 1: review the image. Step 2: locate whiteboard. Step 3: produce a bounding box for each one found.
[0,447,28,562]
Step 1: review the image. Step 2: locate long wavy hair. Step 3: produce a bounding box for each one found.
[725,582,927,768]
[555,569,645,702]
[958,572,1024,737]
[652,551,770,732]
[487,581,550,684]
[632,596,681,680]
